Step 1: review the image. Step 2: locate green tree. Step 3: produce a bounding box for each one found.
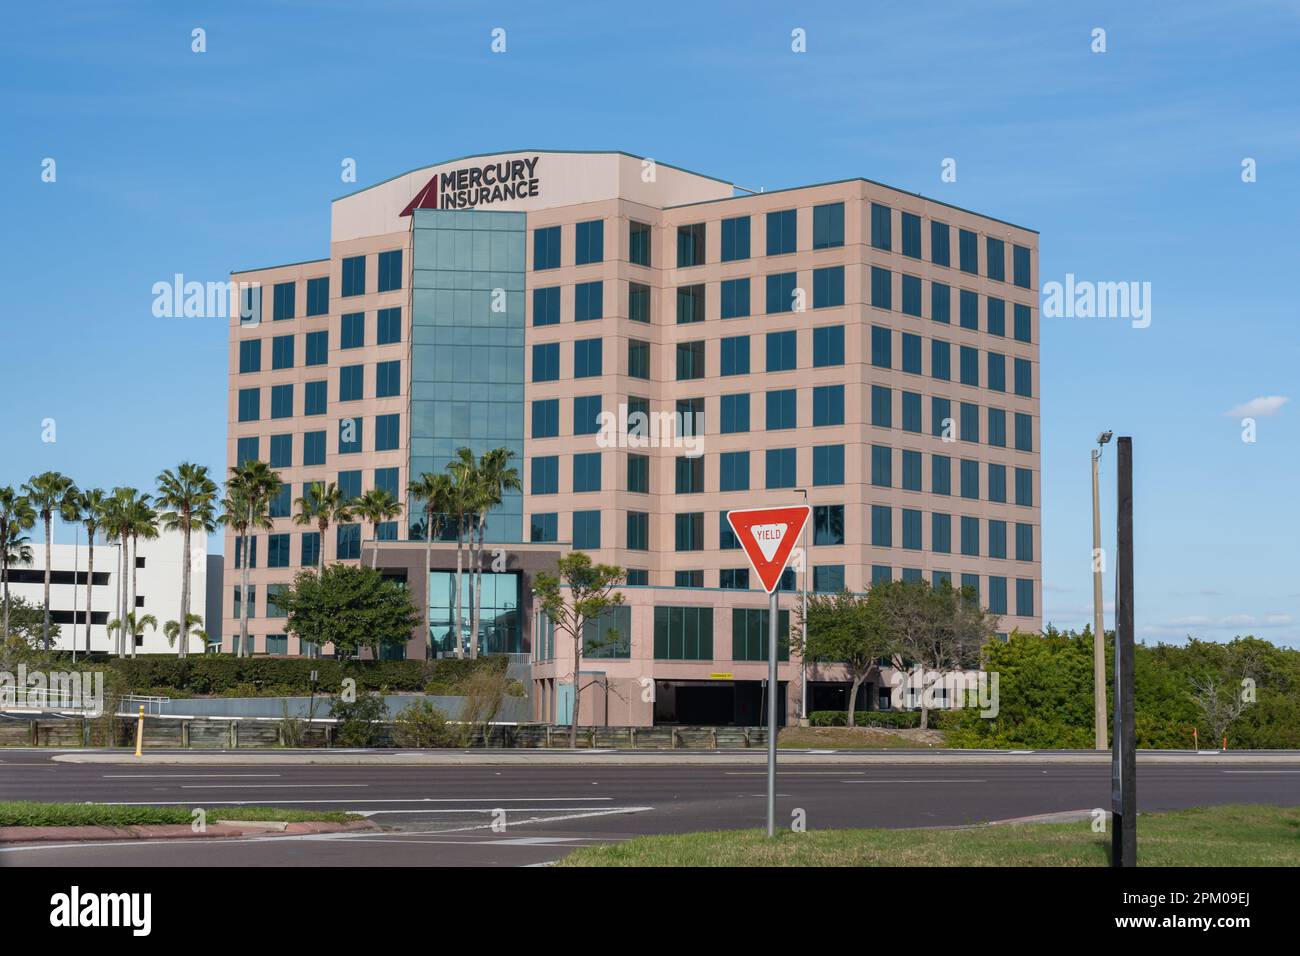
[20,471,80,650]
[277,563,420,660]
[0,488,37,640]
[163,613,208,654]
[445,449,477,659]
[2,596,57,649]
[293,480,354,572]
[100,487,147,657]
[126,494,159,653]
[873,578,998,729]
[408,471,453,659]
[533,552,626,748]
[220,460,282,657]
[155,463,219,658]
[353,487,402,570]
[107,612,158,652]
[466,447,521,658]
[795,589,893,727]
[73,488,108,659]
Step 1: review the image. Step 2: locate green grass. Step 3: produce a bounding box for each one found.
[559,804,1300,867]
[0,801,361,828]
[776,726,937,750]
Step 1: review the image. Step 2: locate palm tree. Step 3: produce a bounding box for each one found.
[164,613,208,654]
[293,481,355,572]
[408,472,453,659]
[446,450,479,660]
[0,488,36,640]
[100,488,146,657]
[126,495,158,657]
[107,612,158,651]
[155,463,219,659]
[353,488,403,570]
[468,448,521,658]
[75,488,107,659]
[20,472,80,650]
[220,460,282,658]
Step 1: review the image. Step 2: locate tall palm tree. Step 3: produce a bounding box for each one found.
[75,488,107,659]
[164,613,207,652]
[98,489,137,657]
[293,481,354,572]
[220,460,282,658]
[408,471,453,659]
[468,448,521,658]
[155,464,219,659]
[353,487,403,569]
[446,450,479,660]
[0,488,36,640]
[125,495,158,657]
[20,472,80,650]
[107,612,158,651]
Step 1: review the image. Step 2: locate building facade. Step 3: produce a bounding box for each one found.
[226,150,1041,725]
[10,528,211,655]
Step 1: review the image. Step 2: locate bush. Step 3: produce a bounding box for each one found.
[393,699,452,748]
[331,691,389,747]
[809,710,921,729]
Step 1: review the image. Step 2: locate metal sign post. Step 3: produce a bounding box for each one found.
[1110,437,1136,866]
[725,504,812,839]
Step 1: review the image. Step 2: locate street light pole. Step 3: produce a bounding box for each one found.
[1091,430,1112,751]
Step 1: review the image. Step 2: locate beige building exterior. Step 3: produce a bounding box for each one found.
[226,150,1041,727]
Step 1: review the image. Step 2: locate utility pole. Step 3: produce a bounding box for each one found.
[1091,431,1112,750]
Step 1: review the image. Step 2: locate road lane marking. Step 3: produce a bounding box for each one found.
[841,779,988,784]
[102,774,284,779]
[177,783,369,789]
[90,796,616,806]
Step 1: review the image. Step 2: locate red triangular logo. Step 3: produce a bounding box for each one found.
[400,173,439,217]
[726,505,811,594]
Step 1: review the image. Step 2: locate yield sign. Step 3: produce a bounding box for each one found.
[726,505,811,594]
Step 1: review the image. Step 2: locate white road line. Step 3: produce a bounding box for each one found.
[726,771,865,776]
[353,807,629,814]
[1222,770,1300,773]
[102,774,283,779]
[89,796,615,806]
[177,784,369,789]
[841,779,987,784]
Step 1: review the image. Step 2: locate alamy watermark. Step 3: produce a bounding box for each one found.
[1042,273,1151,329]
[151,274,261,321]
[596,402,704,457]
[887,667,999,718]
[0,666,105,717]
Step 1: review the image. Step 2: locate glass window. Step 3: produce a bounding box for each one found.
[1016,523,1034,562]
[627,511,649,551]
[628,339,650,380]
[1016,579,1034,616]
[960,402,979,443]
[572,510,601,549]
[871,505,892,548]
[989,464,1007,503]
[573,452,601,493]
[813,384,844,426]
[871,267,892,310]
[720,335,750,376]
[376,360,401,398]
[1015,467,1033,506]
[931,221,950,266]
[901,275,922,316]
[871,326,892,368]
[237,387,259,422]
[932,454,951,496]
[720,393,750,434]
[719,451,749,492]
[766,209,797,256]
[336,523,360,560]
[720,277,750,319]
[273,281,295,321]
[960,290,979,330]
[1014,304,1032,343]
[239,339,261,374]
[530,513,558,543]
[339,365,363,401]
[871,385,892,428]
[902,392,922,433]
[377,306,401,344]
[533,226,560,270]
[932,513,951,553]
[1015,413,1033,452]
[986,238,1005,282]
[532,287,560,326]
[653,606,714,661]
[629,221,651,267]
[574,395,602,435]
[721,215,750,261]
[902,509,922,550]
[958,229,978,274]
[341,312,365,349]
[271,335,296,371]
[1013,245,1032,289]
[268,533,291,568]
[378,249,403,292]
[629,282,650,323]
[575,280,603,322]
[375,413,400,452]
[871,445,892,487]
[574,338,603,378]
[765,448,796,488]
[300,532,320,566]
[988,352,1007,392]
[674,512,704,551]
[306,276,329,316]
[628,453,649,493]
[931,339,951,380]
[961,516,980,556]
[270,383,293,419]
[932,397,952,438]
[305,330,328,366]
[575,219,604,265]
[732,608,790,660]
[765,272,797,314]
[987,297,1006,337]
[676,284,704,324]
[767,388,797,430]
[1015,358,1033,397]
[902,449,922,491]
[532,343,559,382]
[303,431,325,466]
[766,330,797,372]
[871,203,892,250]
[532,398,559,438]
[677,223,705,267]
[676,340,705,380]
[236,436,258,467]
[338,416,363,454]
[813,202,844,249]
[813,265,844,308]
[813,444,844,486]
[901,212,922,258]
[988,407,1007,447]
[931,282,951,324]
[269,435,292,470]
[341,255,366,297]
[813,325,844,367]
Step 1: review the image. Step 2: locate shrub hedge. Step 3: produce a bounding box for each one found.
[102,654,505,697]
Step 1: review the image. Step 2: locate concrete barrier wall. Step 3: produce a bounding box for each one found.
[150,693,532,723]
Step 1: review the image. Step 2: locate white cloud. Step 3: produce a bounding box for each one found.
[1224,395,1289,418]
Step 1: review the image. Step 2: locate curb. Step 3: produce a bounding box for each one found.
[0,819,376,844]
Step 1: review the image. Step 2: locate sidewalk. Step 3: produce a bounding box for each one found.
[0,819,376,844]
[48,748,1300,766]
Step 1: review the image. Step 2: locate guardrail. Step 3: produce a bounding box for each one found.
[116,695,170,716]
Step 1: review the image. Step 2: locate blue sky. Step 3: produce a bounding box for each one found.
[2,1,1297,646]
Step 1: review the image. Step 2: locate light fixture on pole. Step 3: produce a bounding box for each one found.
[1091,430,1112,751]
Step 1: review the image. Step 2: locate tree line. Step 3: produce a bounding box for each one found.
[0,445,520,661]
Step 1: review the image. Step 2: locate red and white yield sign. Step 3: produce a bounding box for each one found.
[726,505,811,594]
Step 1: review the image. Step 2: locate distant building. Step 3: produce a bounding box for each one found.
[9,527,209,655]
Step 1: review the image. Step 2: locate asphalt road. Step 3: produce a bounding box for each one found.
[2,749,1297,866]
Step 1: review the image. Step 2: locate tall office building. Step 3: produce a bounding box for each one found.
[226,150,1040,725]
